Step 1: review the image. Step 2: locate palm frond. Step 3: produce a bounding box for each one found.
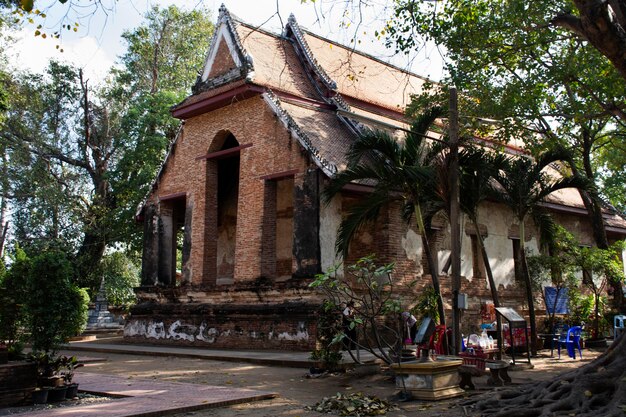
[346,129,400,168]
[531,209,557,251]
[404,105,444,164]
[335,191,395,258]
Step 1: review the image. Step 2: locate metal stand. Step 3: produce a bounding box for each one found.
[495,307,531,366]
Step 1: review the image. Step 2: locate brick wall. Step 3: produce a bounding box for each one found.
[126,300,319,351]
[136,93,594,350]
[149,96,310,285]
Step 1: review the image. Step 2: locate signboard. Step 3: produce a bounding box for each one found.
[415,317,435,344]
[544,287,569,314]
[495,307,526,325]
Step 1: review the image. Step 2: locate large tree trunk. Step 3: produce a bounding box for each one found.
[468,333,626,416]
[0,146,8,259]
[519,220,538,356]
[575,135,625,312]
[552,1,626,83]
[414,205,446,328]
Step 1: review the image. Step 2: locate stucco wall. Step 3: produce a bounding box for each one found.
[320,193,342,273]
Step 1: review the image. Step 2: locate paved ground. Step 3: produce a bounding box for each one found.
[19,373,276,417]
[2,337,608,417]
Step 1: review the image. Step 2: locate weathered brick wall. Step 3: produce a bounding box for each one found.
[136,93,606,350]
[149,96,310,285]
[126,300,319,351]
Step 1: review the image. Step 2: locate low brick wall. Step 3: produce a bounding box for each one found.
[0,361,37,407]
[126,300,320,351]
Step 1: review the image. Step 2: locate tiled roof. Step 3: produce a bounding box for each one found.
[262,92,355,176]
[166,7,626,232]
[235,23,321,100]
[300,31,427,111]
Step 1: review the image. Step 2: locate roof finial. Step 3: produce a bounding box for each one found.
[218,4,231,22]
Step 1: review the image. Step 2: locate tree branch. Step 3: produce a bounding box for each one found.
[550,13,585,38]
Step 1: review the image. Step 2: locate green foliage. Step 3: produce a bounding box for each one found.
[0,247,30,352]
[577,243,623,338]
[310,256,404,364]
[91,251,140,307]
[25,250,89,354]
[59,355,83,384]
[412,286,440,324]
[568,290,594,329]
[309,300,343,371]
[388,0,626,214]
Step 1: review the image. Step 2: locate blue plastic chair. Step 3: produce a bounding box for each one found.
[557,326,583,359]
[615,315,626,340]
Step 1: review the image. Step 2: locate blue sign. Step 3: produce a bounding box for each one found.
[545,287,568,314]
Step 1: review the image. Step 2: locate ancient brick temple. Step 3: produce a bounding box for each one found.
[127,6,626,350]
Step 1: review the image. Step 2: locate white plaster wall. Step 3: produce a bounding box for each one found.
[320,193,343,273]
[460,217,474,280]
[476,202,526,289]
[401,227,425,276]
[478,204,515,287]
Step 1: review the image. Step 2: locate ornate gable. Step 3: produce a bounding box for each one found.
[193,5,254,93]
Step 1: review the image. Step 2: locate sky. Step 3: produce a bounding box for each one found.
[7,0,445,84]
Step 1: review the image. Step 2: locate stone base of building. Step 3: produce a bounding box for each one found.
[125,290,320,351]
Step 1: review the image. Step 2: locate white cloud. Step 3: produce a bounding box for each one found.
[8,27,117,84]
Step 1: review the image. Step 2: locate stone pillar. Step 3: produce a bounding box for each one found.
[141,203,159,286]
[261,180,277,279]
[181,202,193,283]
[158,206,175,286]
[293,168,321,277]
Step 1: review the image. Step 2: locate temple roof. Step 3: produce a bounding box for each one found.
[162,5,626,233]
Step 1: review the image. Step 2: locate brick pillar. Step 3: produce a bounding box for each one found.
[158,206,175,286]
[141,203,159,286]
[293,168,321,278]
[202,160,218,285]
[233,170,264,281]
[261,180,277,279]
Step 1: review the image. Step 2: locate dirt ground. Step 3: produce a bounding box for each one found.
[64,347,605,417]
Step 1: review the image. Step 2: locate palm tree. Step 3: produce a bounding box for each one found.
[492,147,587,355]
[323,107,447,325]
[457,146,507,355]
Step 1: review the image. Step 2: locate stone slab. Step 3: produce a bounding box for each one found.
[7,372,277,417]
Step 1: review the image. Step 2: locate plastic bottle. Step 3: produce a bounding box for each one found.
[480,329,488,348]
[488,335,494,349]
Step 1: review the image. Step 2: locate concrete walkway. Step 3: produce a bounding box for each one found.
[66,337,378,368]
[18,373,276,417]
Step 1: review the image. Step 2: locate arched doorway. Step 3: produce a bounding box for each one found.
[203,130,241,285]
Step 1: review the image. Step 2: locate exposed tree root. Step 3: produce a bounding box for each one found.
[463,336,626,416]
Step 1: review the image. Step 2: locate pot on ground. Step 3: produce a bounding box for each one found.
[584,338,607,348]
[65,383,79,399]
[31,388,49,404]
[47,385,67,403]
